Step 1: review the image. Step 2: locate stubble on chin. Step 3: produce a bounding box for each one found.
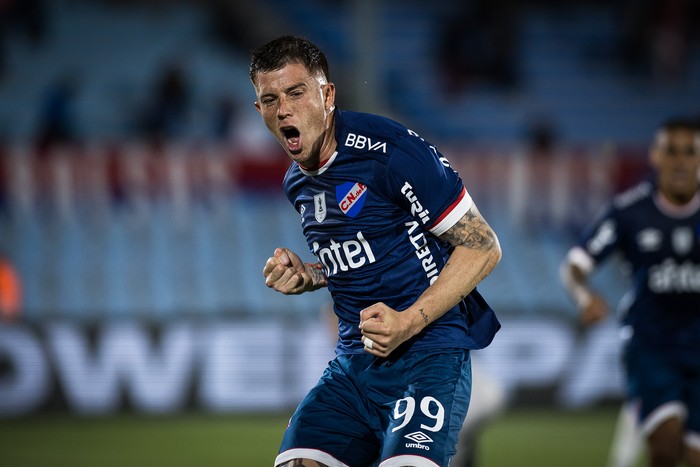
[295,135,325,170]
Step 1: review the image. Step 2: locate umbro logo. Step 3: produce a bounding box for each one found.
[404,431,433,443]
[404,431,432,451]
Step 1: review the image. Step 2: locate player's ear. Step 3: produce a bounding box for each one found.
[254,100,262,114]
[649,141,661,170]
[323,82,336,112]
[649,130,663,169]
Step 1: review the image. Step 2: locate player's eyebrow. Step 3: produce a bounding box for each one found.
[283,82,308,94]
[259,82,308,101]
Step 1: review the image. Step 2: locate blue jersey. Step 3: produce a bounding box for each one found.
[283,109,500,355]
[576,181,700,350]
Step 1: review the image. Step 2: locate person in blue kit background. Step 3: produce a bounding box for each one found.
[561,117,700,467]
[250,35,502,467]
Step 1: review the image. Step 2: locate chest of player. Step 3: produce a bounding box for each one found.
[294,174,408,244]
[618,212,700,294]
[621,212,700,264]
[290,167,439,280]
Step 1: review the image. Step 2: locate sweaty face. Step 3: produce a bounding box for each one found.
[253,62,336,169]
[651,128,700,204]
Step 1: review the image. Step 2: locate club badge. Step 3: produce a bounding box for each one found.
[314,192,326,223]
[336,182,368,218]
[672,227,693,255]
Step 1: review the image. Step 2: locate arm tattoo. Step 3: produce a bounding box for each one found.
[440,206,496,250]
[419,308,430,324]
[305,262,327,289]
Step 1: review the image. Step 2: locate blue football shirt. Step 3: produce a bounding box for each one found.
[283,109,500,355]
[573,181,700,350]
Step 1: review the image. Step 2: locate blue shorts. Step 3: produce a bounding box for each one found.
[275,349,471,467]
[625,342,700,436]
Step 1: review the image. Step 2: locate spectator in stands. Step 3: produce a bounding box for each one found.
[437,0,519,95]
[0,0,45,79]
[140,63,191,142]
[210,94,238,142]
[616,0,700,82]
[36,74,78,152]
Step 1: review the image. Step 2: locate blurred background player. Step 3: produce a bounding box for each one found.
[560,117,700,467]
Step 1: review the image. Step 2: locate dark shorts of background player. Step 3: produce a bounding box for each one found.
[275,349,472,467]
[624,341,700,437]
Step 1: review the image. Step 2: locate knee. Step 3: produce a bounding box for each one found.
[647,421,683,467]
[277,460,329,467]
[648,446,681,467]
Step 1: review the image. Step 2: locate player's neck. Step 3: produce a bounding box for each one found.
[655,190,700,217]
[299,112,337,172]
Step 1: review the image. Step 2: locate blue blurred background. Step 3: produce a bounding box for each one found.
[0,0,698,417]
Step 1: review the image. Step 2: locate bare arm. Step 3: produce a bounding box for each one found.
[560,248,609,325]
[403,201,502,331]
[359,201,501,356]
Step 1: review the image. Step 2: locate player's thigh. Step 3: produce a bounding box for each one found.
[625,344,683,430]
[683,350,700,429]
[647,416,683,457]
[378,350,471,467]
[686,444,700,467]
[277,356,380,467]
[683,351,700,465]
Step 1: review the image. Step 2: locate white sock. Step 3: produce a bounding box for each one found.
[607,401,643,467]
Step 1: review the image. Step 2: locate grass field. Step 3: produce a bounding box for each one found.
[0,407,636,466]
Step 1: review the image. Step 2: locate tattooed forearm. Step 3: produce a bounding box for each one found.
[440,206,496,250]
[419,308,430,324]
[305,262,327,290]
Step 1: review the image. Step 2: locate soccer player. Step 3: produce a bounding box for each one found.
[250,36,502,467]
[560,117,700,467]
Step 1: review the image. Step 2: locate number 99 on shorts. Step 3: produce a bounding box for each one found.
[392,396,445,433]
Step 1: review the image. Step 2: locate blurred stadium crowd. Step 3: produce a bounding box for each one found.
[0,0,698,415]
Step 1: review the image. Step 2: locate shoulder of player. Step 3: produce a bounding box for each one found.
[611,180,654,211]
[282,162,305,198]
[335,109,420,158]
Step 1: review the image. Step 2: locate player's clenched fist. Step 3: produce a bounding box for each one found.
[579,294,609,325]
[359,302,415,358]
[263,248,326,295]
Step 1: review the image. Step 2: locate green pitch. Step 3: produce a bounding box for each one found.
[0,407,638,466]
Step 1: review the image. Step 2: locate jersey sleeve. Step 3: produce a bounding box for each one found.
[386,135,472,236]
[575,203,622,269]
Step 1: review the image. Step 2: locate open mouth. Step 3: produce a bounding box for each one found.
[281,126,301,153]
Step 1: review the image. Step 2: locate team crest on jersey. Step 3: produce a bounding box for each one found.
[637,228,662,252]
[336,182,368,218]
[672,227,693,255]
[314,193,327,223]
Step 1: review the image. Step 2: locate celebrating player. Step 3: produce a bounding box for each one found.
[561,117,700,467]
[251,35,502,467]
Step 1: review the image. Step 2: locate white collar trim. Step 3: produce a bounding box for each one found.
[299,151,338,176]
[654,191,700,218]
